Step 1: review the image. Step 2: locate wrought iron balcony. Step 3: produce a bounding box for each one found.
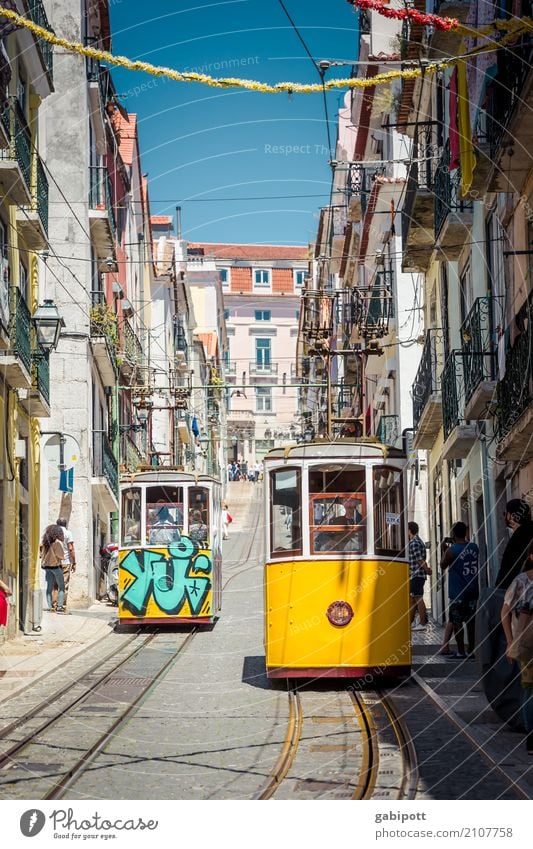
[434,142,473,258]
[16,154,49,249]
[29,346,50,416]
[27,0,54,84]
[121,319,144,383]
[88,165,116,259]
[402,122,439,272]
[361,268,394,340]
[336,287,363,346]
[90,305,118,388]
[120,432,144,473]
[330,381,362,421]
[484,35,533,192]
[3,286,32,385]
[495,292,533,460]
[376,414,400,448]
[441,351,476,457]
[461,296,498,419]
[346,162,386,223]
[0,100,32,205]
[412,329,443,449]
[93,431,119,499]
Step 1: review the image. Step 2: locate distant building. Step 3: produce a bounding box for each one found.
[188,243,308,463]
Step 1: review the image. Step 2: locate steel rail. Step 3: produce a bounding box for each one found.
[0,629,141,742]
[378,690,419,799]
[257,687,303,800]
[0,632,157,771]
[46,629,199,799]
[349,688,380,799]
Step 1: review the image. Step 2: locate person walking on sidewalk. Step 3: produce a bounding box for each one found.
[0,577,12,631]
[440,522,479,659]
[408,521,431,631]
[40,524,67,613]
[495,499,533,591]
[54,518,76,611]
[501,540,533,755]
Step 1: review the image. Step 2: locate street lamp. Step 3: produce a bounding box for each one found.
[198,434,210,456]
[33,299,65,352]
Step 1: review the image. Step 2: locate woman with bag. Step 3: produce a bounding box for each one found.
[221,502,232,540]
[501,540,533,754]
[0,576,12,630]
[41,524,67,613]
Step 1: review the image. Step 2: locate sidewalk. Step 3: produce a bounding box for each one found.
[0,603,116,705]
[411,618,533,795]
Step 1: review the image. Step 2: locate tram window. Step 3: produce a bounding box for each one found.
[270,468,302,557]
[309,468,365,494]
[121,488,141,546]
[188,487,209,546]
[310,493,366,555]
[146,486,184,545]
[373,467,405,556]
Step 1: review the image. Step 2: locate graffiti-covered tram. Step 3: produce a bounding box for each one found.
[263,441,410,679]
[118,471,222,625]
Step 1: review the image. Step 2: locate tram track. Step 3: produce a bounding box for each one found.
[0,629,197,799]
[258,685,418,801]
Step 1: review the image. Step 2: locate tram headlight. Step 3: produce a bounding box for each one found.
[326,600,354,627]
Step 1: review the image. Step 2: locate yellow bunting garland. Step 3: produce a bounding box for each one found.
[0,4,530,95]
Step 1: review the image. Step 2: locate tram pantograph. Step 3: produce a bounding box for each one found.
[263,441,410,678]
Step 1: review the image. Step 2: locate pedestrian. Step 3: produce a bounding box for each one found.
[438,537,461,656]
[501,540,533,755]
[53,518,76,611]
[440,521,479,659]
[254,461,262,482]
[495,499,533,590]
[408,521,431,631]
[0,576,12,630]
[222,502,233,540]
[40,524,67,613]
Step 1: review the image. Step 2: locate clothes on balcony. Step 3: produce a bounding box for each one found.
[495,521,533,591]
[448,68,460,171]
[457,50,475,197]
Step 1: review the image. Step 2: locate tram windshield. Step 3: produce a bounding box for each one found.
[309,467,366,555]
[270,468,302,557]
[373,466,405,556]
[121,487,142,546]
[146,485,184,545]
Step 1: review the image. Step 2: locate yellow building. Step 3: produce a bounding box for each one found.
[0,2,54,638]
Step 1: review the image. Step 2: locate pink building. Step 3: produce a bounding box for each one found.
[188,243,308,464]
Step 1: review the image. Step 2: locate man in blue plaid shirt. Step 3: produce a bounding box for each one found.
[408,521,431,630]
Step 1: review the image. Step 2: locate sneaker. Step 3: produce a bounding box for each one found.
[412,623,427,631]
[446,652,467,659]
[56,607,70,615]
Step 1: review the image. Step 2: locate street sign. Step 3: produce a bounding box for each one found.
[43,434,80,470]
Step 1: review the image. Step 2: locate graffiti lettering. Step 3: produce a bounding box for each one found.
[121,537,212,617]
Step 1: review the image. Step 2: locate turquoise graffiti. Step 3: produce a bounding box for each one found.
[121,537,212,617]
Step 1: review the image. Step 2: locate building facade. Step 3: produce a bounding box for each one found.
[187,243,308,465]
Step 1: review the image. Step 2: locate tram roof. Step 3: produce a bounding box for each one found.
[119,470,221,486]
[263,440,405,462]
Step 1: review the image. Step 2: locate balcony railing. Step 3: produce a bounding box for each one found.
[93,431,119,496]
[249,362,278,376]
[434,142,473,238]
[461,296,497,405]
[123,319,143,369]
[225,362,237,375]
[347,163,386,219]
[376,414,400,447]
[442,351,469,441]
[9,287,32,374]
[363,267,394,339]
[330,381,361,419]
[120,432,143,473]
[27,0,54,82]
[32,346,50,406]
[485,35,533,161]
[0,100,32,195]
[496,292,533,441]
[413,329,441,431]
[89,165,116,243]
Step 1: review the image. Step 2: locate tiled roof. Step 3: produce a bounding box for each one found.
[189,242,307,261]
[196,331,219,358]
[151,215,174,227]
[230,267,252,292]
[114,113,137,165]
[272,269,294,294]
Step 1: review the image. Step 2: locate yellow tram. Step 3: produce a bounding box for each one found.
[118,471,222,626]
[263,441,410,679]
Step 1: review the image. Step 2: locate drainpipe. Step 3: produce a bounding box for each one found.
[479,422,497,588]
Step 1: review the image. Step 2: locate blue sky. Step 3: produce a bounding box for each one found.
[110,0,359,245]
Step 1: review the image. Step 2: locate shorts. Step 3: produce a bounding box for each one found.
[449,598,477,625]
[410,576,426,598]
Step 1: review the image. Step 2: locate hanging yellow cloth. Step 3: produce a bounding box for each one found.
[457,44,476,197]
